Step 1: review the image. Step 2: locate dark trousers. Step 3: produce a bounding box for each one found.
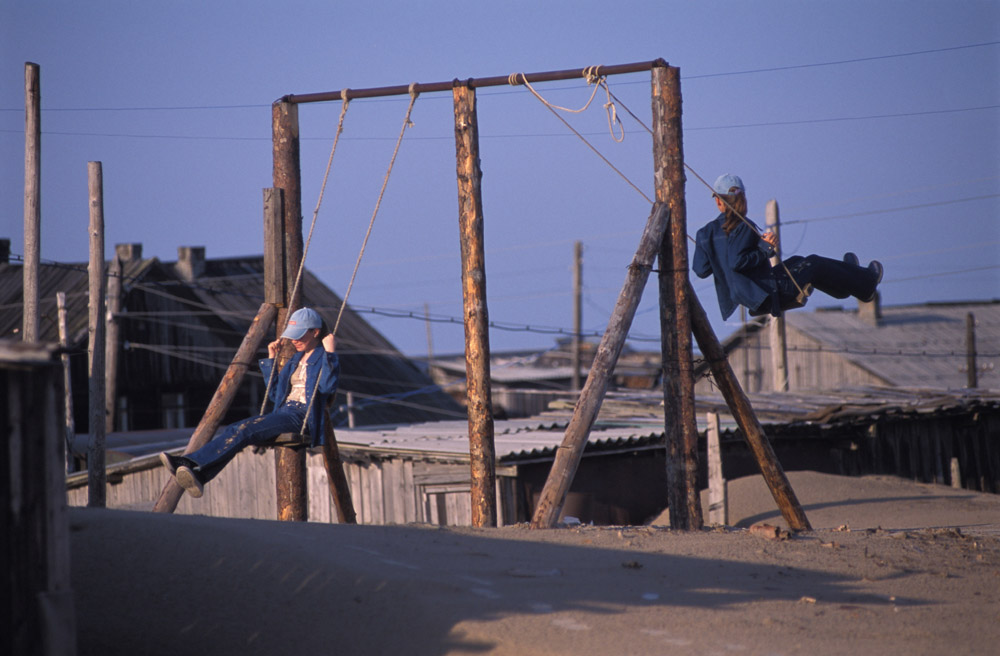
[759,254,877,315]
[184,402,307,483]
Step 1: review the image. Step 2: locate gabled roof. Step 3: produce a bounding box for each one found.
[1,248,464,425]
[786,300,1000,388]
[701,300,1000,390]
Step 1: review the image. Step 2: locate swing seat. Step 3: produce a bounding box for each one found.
[785,282,814,310]
[273,432,311,448]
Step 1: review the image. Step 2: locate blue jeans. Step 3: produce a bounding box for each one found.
[757,254,878,315]
[184,402,308,483]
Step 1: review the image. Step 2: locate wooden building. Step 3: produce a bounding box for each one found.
[0,240,464,440]
[66,386,1000,525]
[695,298,1000,395]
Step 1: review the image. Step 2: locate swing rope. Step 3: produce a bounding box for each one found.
[597,84,812,301]
[259,90,351,417]
[261,85,421,439]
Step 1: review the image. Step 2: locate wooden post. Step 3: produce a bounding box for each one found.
[23,62,41,343]
[152,303,277,513]
[272,101,308,522]
[104,253,122,432]
[766,199,789,392]
[572,240,583,392]
[87,161,107,508]
[1,342,77,656]
[57,292,76,472]
[322,408,357,524]
[263,188,286,306]
[689,290,811,530]
[706,411,728,525]
[950,457,962,489]
[966,312,977,389]
[453,82,497,528]
[424,302,434,362]
[652,64,702,530]
[531,203,670,529]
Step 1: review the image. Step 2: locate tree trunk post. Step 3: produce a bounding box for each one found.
[23,62,41,343]
[689,290,811,531]
[152,303,277,513]
[57,291,76,473]
[706,411,728,525]
[531,203,670,529]
[322,408,357,524]
[766,199,789,392]
[453,82,497,528]
[87,162,107,508]
[572,240,583,392]
[104,253,122,432]
[272,100,308,522]
[966,312,977,389]
[652,64,702,530]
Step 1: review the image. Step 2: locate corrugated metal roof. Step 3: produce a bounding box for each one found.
[787,301,1000,388]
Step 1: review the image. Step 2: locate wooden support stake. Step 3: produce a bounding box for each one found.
[152,303,277,513]
[56,292,76,472]
[966,312,978,389]
[272,101,308,522]
[87,161,107,508]
[572,240,583,392]
[322,407,357,524]
[706,411,728,525]
[766,199,789,392]
[531,203,670,529]
[104,253,122,432]
[263,187,286,306]
[652,64,702,530]
[453,82,497,528]
[23,62,41,343]
[689,290,811,531]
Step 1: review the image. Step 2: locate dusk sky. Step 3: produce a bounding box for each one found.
[3,1,998,358]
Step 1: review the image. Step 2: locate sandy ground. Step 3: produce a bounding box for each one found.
[71,472,1000,655]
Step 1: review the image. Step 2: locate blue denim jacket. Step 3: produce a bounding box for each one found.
[693,214,775,320]
[259,348,341,446]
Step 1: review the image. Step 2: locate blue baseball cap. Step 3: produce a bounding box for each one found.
[713,174,745,196]
[281,307,322,340]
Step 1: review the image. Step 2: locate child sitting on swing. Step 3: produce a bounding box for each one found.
[693,174,883,320]
[159,307,340,498]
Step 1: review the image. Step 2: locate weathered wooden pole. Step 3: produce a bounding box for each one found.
[571,240,583,392]
[272,100,308,522]
[56,292,76,472]
[766,199,789,392]
[322,408,357,524]
[104,252,123,432]
[706,411,728,525]
[689,290,811,530]
[23,62,41,343]
[152,303,277,513]
[966,312,978,389]
[1,342,77,656]
[531,203,670,529]
[87,161,107,508]
[652,64,702,530]
[453,82,497,528]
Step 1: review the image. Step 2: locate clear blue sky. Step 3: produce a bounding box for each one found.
[3,1,998,358]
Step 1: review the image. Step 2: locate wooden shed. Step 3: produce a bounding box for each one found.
[0,241,464,439]
[695,298,1000,395]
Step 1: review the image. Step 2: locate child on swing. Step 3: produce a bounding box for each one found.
[159,307,340,498]
[693,174,883,320]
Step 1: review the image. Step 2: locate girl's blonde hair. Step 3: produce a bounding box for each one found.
[717,190,747,235]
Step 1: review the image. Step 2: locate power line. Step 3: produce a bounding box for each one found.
[783,194,1000,225]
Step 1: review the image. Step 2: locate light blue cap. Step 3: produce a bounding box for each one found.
[713,174,745,196]
[281,307,322,340]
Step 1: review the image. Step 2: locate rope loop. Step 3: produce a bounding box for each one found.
[507,72,525,86]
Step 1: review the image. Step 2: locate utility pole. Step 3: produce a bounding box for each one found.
[571,241,583,392]
[87,162,106,508]
[766,199,789,392]
[23,62,41,343]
